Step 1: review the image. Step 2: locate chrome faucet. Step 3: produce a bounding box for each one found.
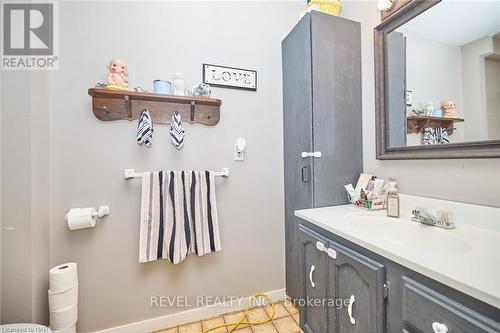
[411,208,456,230]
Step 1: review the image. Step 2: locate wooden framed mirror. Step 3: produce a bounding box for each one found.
[375,0,500,159]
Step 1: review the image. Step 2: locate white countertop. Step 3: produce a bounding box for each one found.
[295,195,500,309]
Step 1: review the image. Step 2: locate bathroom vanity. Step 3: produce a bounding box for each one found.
[292,195,500,333]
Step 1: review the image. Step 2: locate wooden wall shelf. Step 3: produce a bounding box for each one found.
[88,88,221,126]
[407,116,464,135]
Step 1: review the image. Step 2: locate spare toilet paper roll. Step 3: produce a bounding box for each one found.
[49,283,78,312]
[52,324,76,333]
[49,304,78,331]
[49,263,78,294]
[66,208,97,231]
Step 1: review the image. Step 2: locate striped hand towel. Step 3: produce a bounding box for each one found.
[137,109,153,147]
[139,170,221,264]
[170,111,185,149]
[422,127,449,145]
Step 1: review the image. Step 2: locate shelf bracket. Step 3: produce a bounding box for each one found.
[124,95,132,119]
[190,101,195,122]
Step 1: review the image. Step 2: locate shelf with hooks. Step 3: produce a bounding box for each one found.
[88,88,221,126]
[407,116,464,135]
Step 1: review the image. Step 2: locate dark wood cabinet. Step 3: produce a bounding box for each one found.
[331,242,386,333]
[298,226,329,333]
[282,10,362,301]
[402,277,500,333]
[296,221,500,333]
[298,225,386,333]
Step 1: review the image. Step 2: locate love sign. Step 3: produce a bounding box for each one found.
[203,64,257,91]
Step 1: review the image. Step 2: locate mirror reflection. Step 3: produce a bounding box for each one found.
[386,1,500,148]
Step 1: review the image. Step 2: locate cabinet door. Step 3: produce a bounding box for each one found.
[283,13,314,300]
[329,241,386,333]
[298,225,329,333]
[387,31,407,148]
[310,12,362,207]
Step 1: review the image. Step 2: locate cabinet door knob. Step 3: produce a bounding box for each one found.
[432,322,448,333]
[309,265,316,288]
[348,295,356,325]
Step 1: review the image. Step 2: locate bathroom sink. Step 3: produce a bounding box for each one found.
[295,198,500,309]
[345,213,473,253]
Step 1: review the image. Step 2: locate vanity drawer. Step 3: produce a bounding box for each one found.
[402,277,500,333]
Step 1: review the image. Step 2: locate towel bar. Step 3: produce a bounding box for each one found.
[124,168,230,179]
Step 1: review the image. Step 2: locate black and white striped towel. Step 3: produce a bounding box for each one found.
[138,170,221,264]
[170,111,185,149]
[422,127,449,145]
[137,109,153,147]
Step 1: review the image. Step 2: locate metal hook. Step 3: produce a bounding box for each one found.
[190,101,195,122]
[124,95,132,118]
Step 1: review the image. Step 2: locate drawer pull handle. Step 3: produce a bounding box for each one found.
[309,265,316,288]
[315,242,337,259]
[301,151,322,158]
[432,322,448,333]
[327,248,337,259]
[348,295,356,325]
[301,165,311,182]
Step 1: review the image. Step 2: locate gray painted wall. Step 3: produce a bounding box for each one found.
[405,34,464,116]
[1,71,51,325]
[1,71,34,323]
[405,34,465,145]
[485,57,500,138]
[30,72,51,324]
[46,1,301,332]
[461,36,492,142]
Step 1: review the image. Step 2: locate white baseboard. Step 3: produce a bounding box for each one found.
[92,289,287,333]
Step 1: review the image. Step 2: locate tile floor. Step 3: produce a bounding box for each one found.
[156,300,302,333]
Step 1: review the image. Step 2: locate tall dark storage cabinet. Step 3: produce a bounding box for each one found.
[282,12,363,300]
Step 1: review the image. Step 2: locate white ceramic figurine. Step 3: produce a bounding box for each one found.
[441,101,460,118]
[107,58,128,88]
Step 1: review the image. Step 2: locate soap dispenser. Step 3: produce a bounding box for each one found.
[386,181,400,218]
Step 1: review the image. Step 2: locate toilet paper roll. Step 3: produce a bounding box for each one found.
[52,324,76,333]
[49,263,78,294]
[49,304,78,331]
[67,208,97,231]
[49,283,78,312]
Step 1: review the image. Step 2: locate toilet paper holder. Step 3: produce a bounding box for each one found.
[65,206,110,231]
[66,206,110,218]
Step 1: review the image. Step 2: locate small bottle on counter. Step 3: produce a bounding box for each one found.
[386,181,400,218]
